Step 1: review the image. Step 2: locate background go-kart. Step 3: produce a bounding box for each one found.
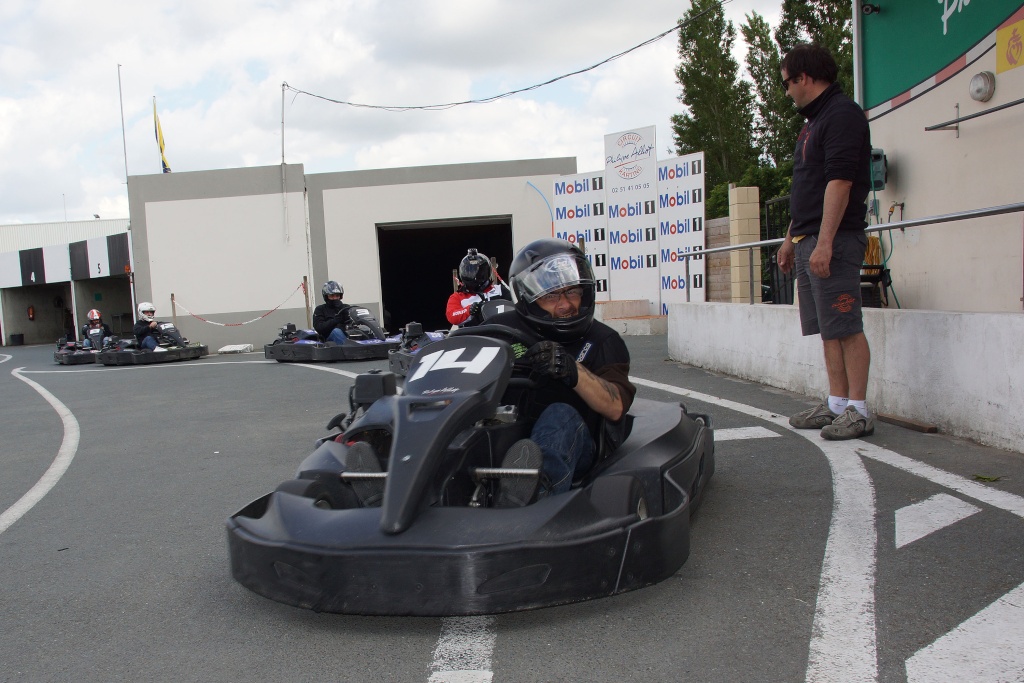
[2,338,1022,683]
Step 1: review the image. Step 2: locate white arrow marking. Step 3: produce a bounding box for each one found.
[906,581,1024,682]
[715,426,780,441]
[895,493,981,549]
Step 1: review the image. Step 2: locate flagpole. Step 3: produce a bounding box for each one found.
[117,64,129,185]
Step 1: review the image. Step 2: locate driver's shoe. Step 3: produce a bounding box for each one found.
[497,439,543,508]
[347,441,384,507]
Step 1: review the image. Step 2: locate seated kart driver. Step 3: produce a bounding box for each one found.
[446,248,512,328]
[79,309,114,348]
[488,238,636,506]
[134,302,169,352]
[313,280,352,344]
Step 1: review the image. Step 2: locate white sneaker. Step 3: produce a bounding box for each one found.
[153,346,168,353]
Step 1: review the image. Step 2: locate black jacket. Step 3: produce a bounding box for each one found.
[133,319,158,344]
[313,302,352,340]
[487,312,636,452]
[789,82,872,237]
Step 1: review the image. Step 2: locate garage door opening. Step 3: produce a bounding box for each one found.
[377,217,513,332]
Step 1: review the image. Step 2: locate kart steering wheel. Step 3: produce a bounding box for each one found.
[449,323,542,383]
[448,323,539,347]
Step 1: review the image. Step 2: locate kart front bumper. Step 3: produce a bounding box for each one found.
[227,487,692,616]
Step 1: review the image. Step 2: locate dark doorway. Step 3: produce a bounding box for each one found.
[377,217,513,332]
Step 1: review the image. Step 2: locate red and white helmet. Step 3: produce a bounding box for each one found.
[87,309,103,324]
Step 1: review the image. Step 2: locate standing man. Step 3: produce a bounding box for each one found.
[776,43,874,441]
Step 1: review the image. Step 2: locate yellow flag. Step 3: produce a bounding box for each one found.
[153,97,171,173]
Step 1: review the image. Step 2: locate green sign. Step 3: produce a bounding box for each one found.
[862,0,1024,110]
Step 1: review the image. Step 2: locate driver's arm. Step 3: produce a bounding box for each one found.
[573,364,625,421]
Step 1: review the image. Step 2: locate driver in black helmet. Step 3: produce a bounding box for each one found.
[487,238,636,504]
[313,280,352,344]
[446,248,511,328]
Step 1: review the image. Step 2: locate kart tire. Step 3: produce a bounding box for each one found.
[274,478,350,510]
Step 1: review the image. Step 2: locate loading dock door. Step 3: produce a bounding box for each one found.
[377,217,513,332]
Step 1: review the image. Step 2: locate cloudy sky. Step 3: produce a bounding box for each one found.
[1,0,782,225]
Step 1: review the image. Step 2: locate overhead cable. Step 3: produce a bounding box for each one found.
[283,6,715,112]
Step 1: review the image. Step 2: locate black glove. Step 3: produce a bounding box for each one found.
[468,302,482,318]
[524,340,578,388]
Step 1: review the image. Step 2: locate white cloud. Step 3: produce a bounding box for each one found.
[0,0,783,224]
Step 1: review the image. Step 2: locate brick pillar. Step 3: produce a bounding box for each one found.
[728,186,761,303]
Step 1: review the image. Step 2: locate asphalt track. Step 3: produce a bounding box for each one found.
[1,338,1022,683]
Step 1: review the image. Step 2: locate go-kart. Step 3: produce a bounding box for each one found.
[264,307,399,363]
[228,323,715,616]
[386,321,447,376]
[97,322,208,366]
[54,327,115,365]
[387,299,512,377]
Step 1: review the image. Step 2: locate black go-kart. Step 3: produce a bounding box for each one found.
[387,299,513,377]
[97,322,208,366]
[264,307,399,363]
[386,321,447,377]
[228,323,715,616]
[54,327,117,365]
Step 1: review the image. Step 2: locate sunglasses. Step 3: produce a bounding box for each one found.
[782,74,802,91]
[537,286,584,305]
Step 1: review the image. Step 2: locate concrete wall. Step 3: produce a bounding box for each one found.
[128,164,311,349]
[866,41,1024,312]
[305,157,576,292]
[667,302,1024,453]
[126,159,576,350]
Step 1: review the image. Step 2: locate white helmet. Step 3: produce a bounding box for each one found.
[138,302,156,322]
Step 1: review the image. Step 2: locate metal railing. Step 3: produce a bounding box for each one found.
[682,201,1024,304]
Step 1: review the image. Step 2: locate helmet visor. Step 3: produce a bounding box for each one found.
[516,252,594,304]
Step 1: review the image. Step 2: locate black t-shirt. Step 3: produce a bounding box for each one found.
[486,311,636,450]
[790,82,872,237]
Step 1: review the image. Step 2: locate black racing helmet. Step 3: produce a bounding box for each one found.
[508,238,596,343]
[321,280,344,303]
[458,248,493,294]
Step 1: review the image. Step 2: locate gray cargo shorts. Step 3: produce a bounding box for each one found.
[793,231,868,340]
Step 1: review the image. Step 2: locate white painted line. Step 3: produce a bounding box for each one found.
[428,616,496,683]
[290,363,360,379]
[801,439,878,683]
[632,376,879,683]
[855,444,1024,520]
[715,426,780,442]
[0,353,11,363]
[20,360,277,374]
[895,493,981,549]
[1,368,80,535]
[905,581,1024,682]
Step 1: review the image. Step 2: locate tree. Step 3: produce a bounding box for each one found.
[740,12,802,168]
[777,0,854,96]
[671,0,756,194]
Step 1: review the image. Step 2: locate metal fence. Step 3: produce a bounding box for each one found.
[681,201,1024,305]
[762,196,793,305]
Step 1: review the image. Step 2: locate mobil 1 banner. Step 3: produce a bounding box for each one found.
[552,172,609,301]
[657,152,706,308]
[604,126,659,314]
